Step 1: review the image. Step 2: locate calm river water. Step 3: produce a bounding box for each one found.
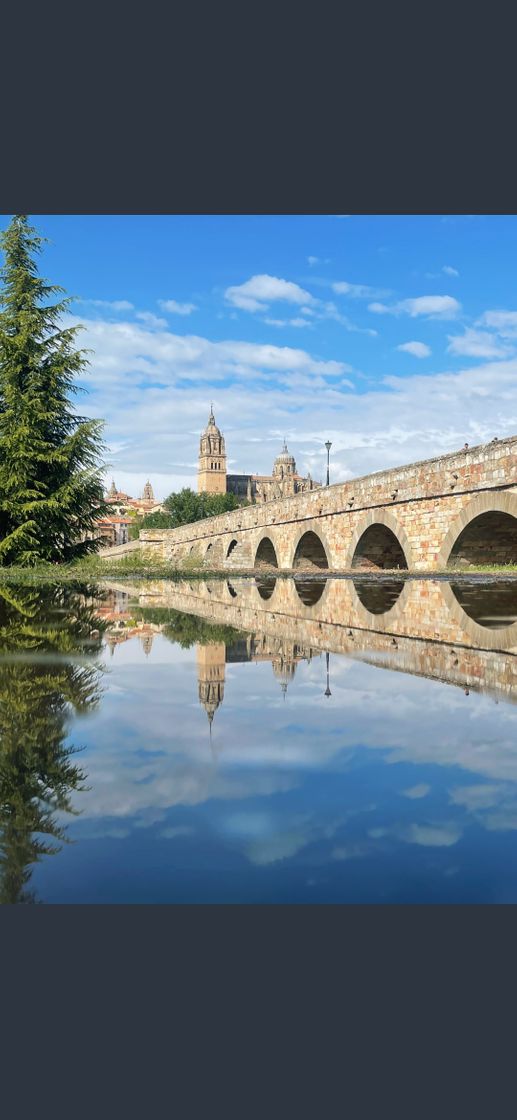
[1,575,517,903]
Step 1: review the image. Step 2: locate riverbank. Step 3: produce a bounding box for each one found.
[0,553,516,585]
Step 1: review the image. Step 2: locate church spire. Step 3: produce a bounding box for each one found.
[198,403,227,494]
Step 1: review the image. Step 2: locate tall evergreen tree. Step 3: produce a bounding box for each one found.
[0,215,107,565]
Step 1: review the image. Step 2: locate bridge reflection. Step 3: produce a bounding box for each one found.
[102,577,517,713]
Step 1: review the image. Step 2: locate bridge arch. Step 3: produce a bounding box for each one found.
[226,538,239,560]
[204,538,225,565]
[290,524,331,570]
[254,535,279,569]
[346,510,413,570]
[436,492,517,569]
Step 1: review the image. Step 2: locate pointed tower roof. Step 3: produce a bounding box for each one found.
[203,403,222,436]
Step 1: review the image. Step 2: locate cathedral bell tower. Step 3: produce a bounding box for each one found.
[198,405,227,494]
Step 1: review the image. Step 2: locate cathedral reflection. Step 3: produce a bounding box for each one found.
[100,576,517,731]
[197,633,320,725]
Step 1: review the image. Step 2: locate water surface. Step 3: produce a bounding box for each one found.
[1,576,516,903]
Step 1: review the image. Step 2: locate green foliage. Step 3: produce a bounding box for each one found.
[133,603,243,648]
[162,487,243,526]
[0,582,106,902]
[128,516,143,540]
[0,215,108,566]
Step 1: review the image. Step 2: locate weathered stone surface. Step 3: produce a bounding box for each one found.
[108,576,517,702]
[141,435,517,572]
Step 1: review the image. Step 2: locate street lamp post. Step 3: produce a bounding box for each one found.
[325,440,332,486]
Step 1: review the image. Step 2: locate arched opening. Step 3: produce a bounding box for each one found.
[293,531,328,570]
[447,511,517,568]
[205,543,213,560]
[255,537,279,569]
[353,579,405,614]
[226,539,239,560]
[351,525,408,571]
[450,582,517,629]
[294,578,327,606]
[227,580,238,598]
[255,576,277,600]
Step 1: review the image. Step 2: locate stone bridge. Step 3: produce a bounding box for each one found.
[108,576,517,704]
[140,436,517,572]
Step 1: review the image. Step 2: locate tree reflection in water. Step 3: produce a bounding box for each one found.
[0,583,105,904]
[352,579,405,615]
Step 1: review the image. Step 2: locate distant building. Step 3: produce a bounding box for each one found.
[105,478,164,516]
[96,516,132,548]
[197,407,320,503]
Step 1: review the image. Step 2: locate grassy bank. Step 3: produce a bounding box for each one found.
[0,551,516,585]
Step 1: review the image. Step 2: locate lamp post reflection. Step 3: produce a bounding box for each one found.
[324,651,332,698]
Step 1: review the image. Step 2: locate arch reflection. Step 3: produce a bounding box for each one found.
[294,577,327,606]
[352,579,405,615]
[255,575,277,601]
[450,582,517,629]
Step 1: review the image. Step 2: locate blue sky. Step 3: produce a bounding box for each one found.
[2,213,517,498]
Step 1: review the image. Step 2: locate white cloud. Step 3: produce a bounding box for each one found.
[136,311,168,330]
[159,299,198,316]
[160,825,195,839]
[78,298,134,311]
[225,274,314,313]
[224,276,377,335]
[401,823,462,847]
[64,308,517,494]
[477,310,517,337]
[370,295,461,319]
[264,317,312,329]
[401,784,431,799]
[332,280,390,300]
[449,785,503,811]
[396,341,431,359]
[447,328,512,359]
[307,256,319,266]
[443,265,459,277]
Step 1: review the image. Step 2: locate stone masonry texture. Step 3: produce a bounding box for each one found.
[140,436,517,572]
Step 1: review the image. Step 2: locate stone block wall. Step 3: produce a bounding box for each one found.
[140,436,517,572]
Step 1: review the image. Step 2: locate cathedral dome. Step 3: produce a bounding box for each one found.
[273,440,296,476]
